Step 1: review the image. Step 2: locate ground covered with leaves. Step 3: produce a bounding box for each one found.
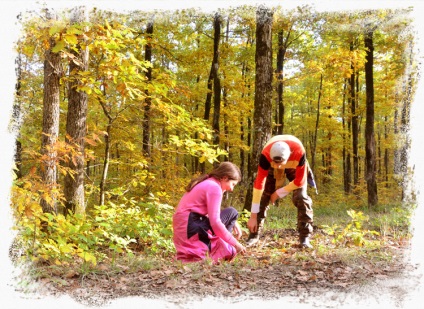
[12,227,422,308]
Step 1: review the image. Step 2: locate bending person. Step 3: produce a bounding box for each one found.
[173,162,246,263]
[246,135,317,248]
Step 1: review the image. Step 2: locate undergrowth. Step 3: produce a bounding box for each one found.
[9,184,414,284]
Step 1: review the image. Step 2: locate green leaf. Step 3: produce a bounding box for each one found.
[52,40,66,53]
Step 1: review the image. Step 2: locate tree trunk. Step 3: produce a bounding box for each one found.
[364,30,378,206]
[64,7,89,214]
[350,42,360,186]
[399,42,414,200]
[99,119,111,206]
[40,9,61,214]
[201,16,220,173]
[311,73,323,172]
[275,30,287,135]
[13,53,23,180]
[98,91,114,206]
[383,115,390,188]
[223,16,230,162]
[240,34,253,184]
[342,81,351,193]
[204,66,213,123]
[244,6,273,211]
[142,21,153,157]
[212,13,222,154]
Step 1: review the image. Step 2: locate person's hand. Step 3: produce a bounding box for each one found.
[235,242,246,254]
[270,192,280,204]
[271,187,290,204]
[232,222,242,240]
[247,215,258,233]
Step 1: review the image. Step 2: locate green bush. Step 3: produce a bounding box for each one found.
[15,196,175,267]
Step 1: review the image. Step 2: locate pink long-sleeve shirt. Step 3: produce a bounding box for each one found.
[173,177,237,262]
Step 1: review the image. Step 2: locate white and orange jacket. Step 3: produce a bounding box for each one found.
[251,135,311,213]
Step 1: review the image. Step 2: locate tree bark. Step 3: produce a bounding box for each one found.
[212,13,222,154]
[223,16,230,162]
[399,41,414,200]
[40,9,61,214]
[350,42,360,186]
[98,94,113,206]
[342,81,351,193]
[142,21,153,157]
[275,30,284,135]
[364,30,378,206]
[244,6,273,211]
[311,73,323,172]
[13,53,23,180]
[64,7,89,214]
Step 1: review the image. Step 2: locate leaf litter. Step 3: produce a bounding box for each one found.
[11,227,421,308]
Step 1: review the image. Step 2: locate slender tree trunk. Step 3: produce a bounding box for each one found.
[399,42,414,201]
[275,30,285,135]
[240,34,253,184]
[350,42,360,186]
[193,24,202,173]
[201,17,219,173]
[40,10,61,214]
[311,73,323,172]
[13,53,23,180]
[275,23,297,136]
[364,30,378,206]
[223,16,230,162]
[342,81,351,193]
[244,6,273,211]
[142,21,153,157]
[212,13,222,154]
[204,66,213,123]
[98,90,114,206]
[99,119,112,206]
[384,116,389,188]
[64,7,89,214]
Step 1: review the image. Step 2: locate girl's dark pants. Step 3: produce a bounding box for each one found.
[187,207,239,247]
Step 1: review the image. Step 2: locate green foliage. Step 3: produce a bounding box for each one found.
[322,209,380,247]
[13,187,175,267]
[93,197,175,254]
[238,209,251,234]
[369,203,414,239]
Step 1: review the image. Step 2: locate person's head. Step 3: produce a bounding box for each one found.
[208,162,241,192]
[186,161,241,192]
[270,141,291,164]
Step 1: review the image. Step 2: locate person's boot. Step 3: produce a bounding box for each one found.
[299,236,313,249]
[246,219,264,247]
[246,232,260,247]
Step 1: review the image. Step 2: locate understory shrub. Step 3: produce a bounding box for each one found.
[13,192,174,267]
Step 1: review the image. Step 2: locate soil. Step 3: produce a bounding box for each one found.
[9,229,424,309]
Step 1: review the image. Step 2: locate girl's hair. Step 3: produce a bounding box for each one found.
[185,161,242,192]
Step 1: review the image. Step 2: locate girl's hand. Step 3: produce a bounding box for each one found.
[235,242,246,254]
[232,222,242,240]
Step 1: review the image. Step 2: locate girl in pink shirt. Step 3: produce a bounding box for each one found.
[173,162,246,263]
